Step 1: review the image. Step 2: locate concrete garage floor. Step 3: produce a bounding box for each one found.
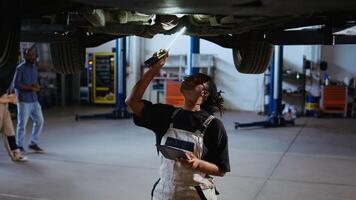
[1,106,356,200]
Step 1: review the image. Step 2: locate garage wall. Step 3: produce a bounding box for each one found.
[144,35,265,111]
[200,39,264,111]
[88,38,356,111]
[87,35,267,111]
[321,45,356,83]
[87,37,314,111]
[283,46,305,72]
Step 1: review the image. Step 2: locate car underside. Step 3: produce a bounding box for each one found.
[1,0,356,94]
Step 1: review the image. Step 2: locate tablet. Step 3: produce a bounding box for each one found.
[156,144,188,160]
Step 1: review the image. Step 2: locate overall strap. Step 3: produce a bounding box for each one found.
[194,186,208,200]
[170,108,181,119]
[195,115,215,138]
[200,115,215,135]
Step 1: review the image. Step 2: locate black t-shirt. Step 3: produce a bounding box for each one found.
[133,100,230,172]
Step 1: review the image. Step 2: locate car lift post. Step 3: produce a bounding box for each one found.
[76,37,131,120]
[234,45,294,129]
[113,37,131,118]
[190,36,200,75]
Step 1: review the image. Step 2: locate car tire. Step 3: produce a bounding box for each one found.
[232,41,273,74]
[50,38,85,74]
[0,1,20,95]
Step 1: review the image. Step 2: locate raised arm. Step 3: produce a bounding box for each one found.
[125,54,168,117]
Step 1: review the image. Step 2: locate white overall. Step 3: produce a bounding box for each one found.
[152,109,218,200]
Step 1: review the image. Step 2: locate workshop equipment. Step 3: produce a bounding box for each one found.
[305,96,319,116]
[76,37,130,120]
[320,85,347,117]
[92,52,116,104]
[350,79,356,118]
[165,81,184,107]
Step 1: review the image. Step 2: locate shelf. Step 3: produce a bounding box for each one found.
[283,93,304,97]
[154,77,180,80]
[283,74,305,83]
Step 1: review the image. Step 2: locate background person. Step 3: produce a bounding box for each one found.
[13,48,44,153]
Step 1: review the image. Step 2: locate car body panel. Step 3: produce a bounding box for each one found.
[70,0,356,16]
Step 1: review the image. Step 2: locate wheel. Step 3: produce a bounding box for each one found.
[0,0,20,95]
[232,40,273,74]
[50,36,85,74]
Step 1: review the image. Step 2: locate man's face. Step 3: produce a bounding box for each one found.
[25,49,36,64]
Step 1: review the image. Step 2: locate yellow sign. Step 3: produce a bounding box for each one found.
[92,52,116,104]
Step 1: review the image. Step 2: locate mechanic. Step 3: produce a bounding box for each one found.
[126,54,230,200]
[0,93,28,162]
[13,48,44,153]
